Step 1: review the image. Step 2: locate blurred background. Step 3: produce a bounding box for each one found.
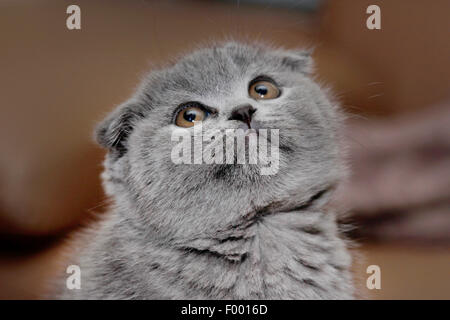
[0,0,449,299]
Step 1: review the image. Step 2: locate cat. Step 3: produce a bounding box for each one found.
[57,42,354,299]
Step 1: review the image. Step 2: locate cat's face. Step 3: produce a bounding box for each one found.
[96,42,344,243]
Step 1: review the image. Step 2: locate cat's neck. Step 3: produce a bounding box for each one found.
[118,209,354,299]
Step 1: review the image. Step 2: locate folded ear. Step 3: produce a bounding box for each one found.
[95,100,145,157]
[280,48,314,75]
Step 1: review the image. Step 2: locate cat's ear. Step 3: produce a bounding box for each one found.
[280,48,314,75]
[95,100,144,157]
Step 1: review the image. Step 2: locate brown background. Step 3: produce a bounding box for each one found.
[0,0,449,299]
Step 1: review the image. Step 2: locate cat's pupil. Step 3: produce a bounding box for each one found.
[255,84,268,96]
[184,109,197,122]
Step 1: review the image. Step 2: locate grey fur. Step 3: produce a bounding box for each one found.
[57,42,353,299]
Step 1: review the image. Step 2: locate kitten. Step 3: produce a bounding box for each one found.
[58,42,353,299]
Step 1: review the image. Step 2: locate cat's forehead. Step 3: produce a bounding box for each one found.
[167,44,270,91]
[139,43,311,103]
[180,43,266,71]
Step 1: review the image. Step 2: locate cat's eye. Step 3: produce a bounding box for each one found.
[248,77,280,100]
[175,103,210,127]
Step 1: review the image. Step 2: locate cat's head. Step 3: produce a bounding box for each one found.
[95,42,345,243]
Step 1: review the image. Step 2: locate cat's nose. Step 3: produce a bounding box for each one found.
[228,104,256,129]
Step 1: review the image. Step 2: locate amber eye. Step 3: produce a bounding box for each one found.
[175,104,209,127]
[249,78,280,100]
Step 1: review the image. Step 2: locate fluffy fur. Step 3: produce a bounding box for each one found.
[57,42,353,299]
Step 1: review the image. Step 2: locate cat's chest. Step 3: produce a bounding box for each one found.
[172,219,352,299]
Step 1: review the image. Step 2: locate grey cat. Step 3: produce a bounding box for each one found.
[58,42,354,299]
